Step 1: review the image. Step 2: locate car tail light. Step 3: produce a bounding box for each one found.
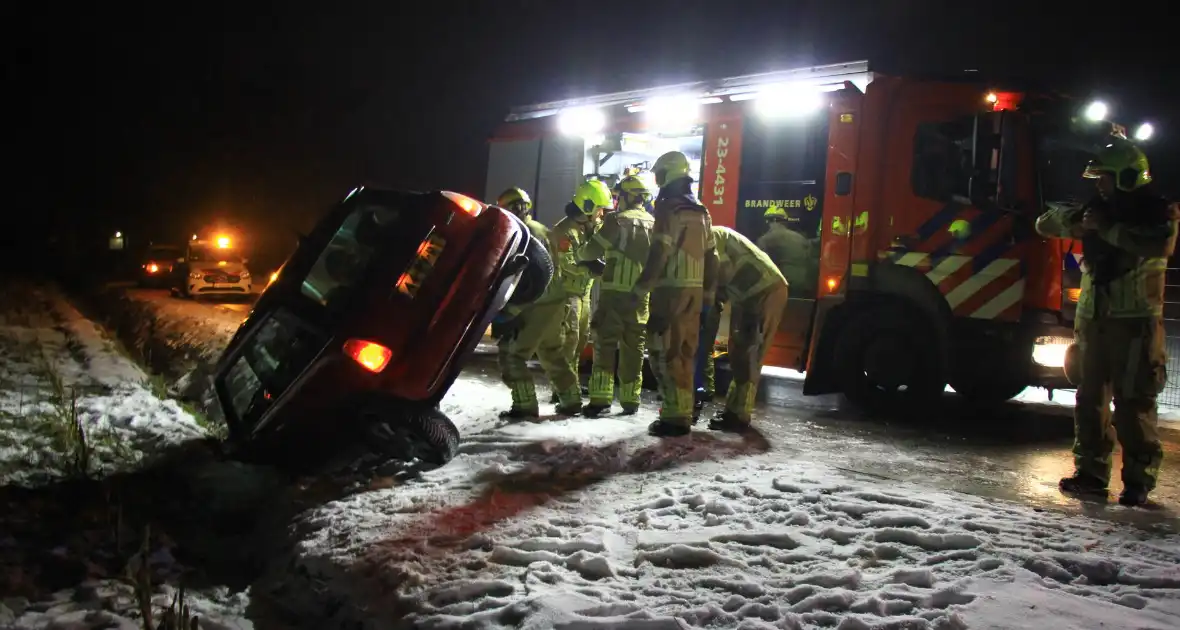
[442,191,483,217]
[343,339,392,373]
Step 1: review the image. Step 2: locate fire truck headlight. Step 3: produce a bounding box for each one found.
[1083,100,1108,122]
[1032,336,1072,368]
[557,107,606,137]
[1134,122,1154,141]
[755,84,823,119]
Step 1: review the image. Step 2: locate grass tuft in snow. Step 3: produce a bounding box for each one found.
[122,524,205,630]
[146,373,227,441]
[0,350,136,481]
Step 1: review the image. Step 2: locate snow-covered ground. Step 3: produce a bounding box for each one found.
[0,281,252,629]
[0,283,208,485]
[279,386,1180,630]
[11,285,1177,630]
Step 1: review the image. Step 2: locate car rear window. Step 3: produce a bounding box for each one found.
[299,203,401,309]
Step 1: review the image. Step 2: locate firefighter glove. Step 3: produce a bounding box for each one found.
[491,313,522,340]
[578,258,607,275]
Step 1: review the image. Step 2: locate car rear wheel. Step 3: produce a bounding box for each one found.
[360,403,460,469]
[508,234,554,305]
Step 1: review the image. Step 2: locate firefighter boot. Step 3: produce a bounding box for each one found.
[709,409,753,434]
[1119,486,1150,507]
[648,419,690,437]
[1059,473,1108,497]
[499,407,538,421]
[620,403,640,415]
[582,402,612,418]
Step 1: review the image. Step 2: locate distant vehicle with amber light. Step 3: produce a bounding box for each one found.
[211,187,553,472]
[138,243,183,288]
[171,233,253,299]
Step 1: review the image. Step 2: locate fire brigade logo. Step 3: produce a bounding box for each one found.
[803,194,817,212]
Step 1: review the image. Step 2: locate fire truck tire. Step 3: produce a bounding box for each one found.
[949,377,1026,406]
[834,306,945,411]
[508,235,554,306]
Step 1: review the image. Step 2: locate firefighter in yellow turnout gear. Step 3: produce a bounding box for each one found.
[757,205,815,296]
[579,173,656,416]
[1034,139,1176,507]
[699,226,788,432]
[697,206,813,404]
[492,187,583,419]
[542,179,614,414]
[635,151,719,437]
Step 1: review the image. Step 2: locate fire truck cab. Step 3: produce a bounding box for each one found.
[487,61,1142,407]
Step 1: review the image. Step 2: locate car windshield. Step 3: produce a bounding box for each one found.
[190,244,243,263]
[298,202,401,309]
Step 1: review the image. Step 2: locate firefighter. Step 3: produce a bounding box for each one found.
[496,186,533,220]
[1034,139,1176,507]
[757,205,815,295]
[544,178,614,414]
[701,226,789,432]
[579,173,656,416]
[573,196,605,386]
[491,186,582,420]
[633,151,719,437]
[693,293,723,411]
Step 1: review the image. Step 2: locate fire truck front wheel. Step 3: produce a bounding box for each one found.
[834,306,946,411]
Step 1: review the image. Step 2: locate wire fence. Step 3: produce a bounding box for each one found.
[1162,266,1180,408]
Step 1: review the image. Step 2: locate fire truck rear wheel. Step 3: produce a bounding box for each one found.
[835,306,945,412]
[949,377,1026,406]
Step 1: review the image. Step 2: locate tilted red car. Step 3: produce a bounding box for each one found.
[212,187,552,471]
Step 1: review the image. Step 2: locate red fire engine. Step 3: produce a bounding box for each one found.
[487,61,1148,407]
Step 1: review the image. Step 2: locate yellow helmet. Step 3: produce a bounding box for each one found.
[652,151,692,187]
[617,174,654,209]
[572,179,613,214]
[496,187,532,217]
[1082,140,1152,192]
[764,206,788,221]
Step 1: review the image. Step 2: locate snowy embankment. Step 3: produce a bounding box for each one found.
[0,282,208,485]
[0,280,252,629]
[74,286,1180,629]
[84,285,245,422]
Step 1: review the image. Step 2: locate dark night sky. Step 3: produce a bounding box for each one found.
[8,0,1180,255]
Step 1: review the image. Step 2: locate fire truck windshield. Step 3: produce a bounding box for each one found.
[1035,114,1129,207]
[1038,140,1098,206]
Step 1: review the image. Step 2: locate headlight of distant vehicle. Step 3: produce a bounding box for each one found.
[241,270,251,279]
[146,263,160,274]
[190,271,203,280]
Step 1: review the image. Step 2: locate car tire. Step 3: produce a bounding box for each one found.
[362,403,460,469]
[508,234,554,305]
